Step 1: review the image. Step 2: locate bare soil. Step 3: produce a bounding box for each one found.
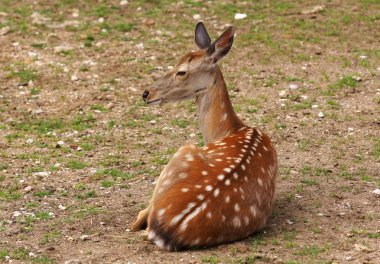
[0,1,379,263]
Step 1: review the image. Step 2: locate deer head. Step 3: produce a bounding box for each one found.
[142,22,235,105]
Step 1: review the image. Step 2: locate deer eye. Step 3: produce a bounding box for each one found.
[176,71,187,77]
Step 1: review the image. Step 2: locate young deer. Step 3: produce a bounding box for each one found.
[132,22,278,251]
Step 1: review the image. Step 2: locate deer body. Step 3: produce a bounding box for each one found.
[132,23,277,251]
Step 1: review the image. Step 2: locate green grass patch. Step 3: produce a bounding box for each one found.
[96,168,133,180]
[66,160,87,170]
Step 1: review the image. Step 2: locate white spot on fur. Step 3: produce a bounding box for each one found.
[234,203,240,212]
[214,188,220,197]
[221,113,227,121]
[217,174,225,181]
[185,153,194,161]
[206,212,212,219]
[233,172,238,179]
[205,185,213,191]
[223,167,232,173]
[232,216,241,228]
[250,205,257,217]
[225,179,231,186]
[158,208,167,217]
[216,158,223,162]
[261,167,265,173]
[197,194,205,200]
[257,178,263,187]
[181,188,189,192]
[201,170,208,176]
[244,216,250,226]
[179,172,188,179]
[242,164,246,170]
[225,196,230,203]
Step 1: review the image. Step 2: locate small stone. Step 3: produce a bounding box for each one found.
[372,189,380,195]
[54,45,73,54]
[29,252,36,257]
[279,90,288,98]
[135,43,144,49]
[5,256,10,261]
[98,17,104,23]
[354,243,372,252]
[347,127,354,132]
[0,26,10,36]
[80,234,91,241]
[120,0,128,6]
[300,95,308,100]
[193,14,201,20]
[289,84,298,90]
[286,219,294,225]
[189,133,196,138]
[149,120,156,125]
[234,13,247,20]
[301,5,325,15]
[56,140,65,147]
[359,55,367,59]
[26,138,34,144]
[318,112,325,118]
[352,76,362,82]
[28,52,38,58]
[32,109,44,115]
[311,104,319,109]
[33,171,50,177]
[13,211,22,217]
[24,186,33,193]
[58,204,66,210]
[345,256,352,261]
[71,75,79,81]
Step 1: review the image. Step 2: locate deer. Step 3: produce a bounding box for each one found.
[132,22,278,251]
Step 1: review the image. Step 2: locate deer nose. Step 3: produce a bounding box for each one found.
[142,90,149,101]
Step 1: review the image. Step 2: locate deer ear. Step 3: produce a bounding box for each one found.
[195,22,211,49]
[207,26,235,63]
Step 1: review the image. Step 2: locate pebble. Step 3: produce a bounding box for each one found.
[359,55,367,59]
[372,189,380,195]
[193,14,201,20]
[24,186,33,192]
[58,204,66,210]
[234,13,247,20]
[80,234,91,241]
[120,0,128,6]
[57,140,65,147]
[13,211,22,217]
[318,112,325,118]
[32,109,44,115]
[289,84,298,90]
[29,252,36,257]
[286,220,294,225]
[54,45,73,54]
[33,171,50,177]
[150,120,157,125]
[135,43,144,49]
[311,104,319,109]
[71,75,79,81]
[278,90,288,98]
[98,17,105,23]
[0,25,10,35]
[301,5,325,15]
[26,138,34,144]
[189,133,196,138]
[347,127,354,132]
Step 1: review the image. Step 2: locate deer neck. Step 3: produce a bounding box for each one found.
[196,65,244,145]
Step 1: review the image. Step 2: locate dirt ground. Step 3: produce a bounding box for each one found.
[0,0,379,263]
